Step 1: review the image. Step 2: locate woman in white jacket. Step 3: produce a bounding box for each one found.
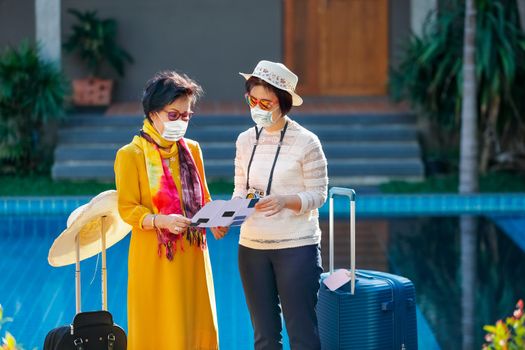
[215,60,328,350]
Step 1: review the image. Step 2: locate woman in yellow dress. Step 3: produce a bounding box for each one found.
[114,71,221,349]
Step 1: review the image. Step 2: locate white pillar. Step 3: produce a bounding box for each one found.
[35,0,61,65]
[411,0,437,37]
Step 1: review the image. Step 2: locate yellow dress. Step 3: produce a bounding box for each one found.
[114,135,219,350]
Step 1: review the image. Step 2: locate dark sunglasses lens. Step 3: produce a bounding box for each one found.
[166,111,193,121]
[167,112,179,121]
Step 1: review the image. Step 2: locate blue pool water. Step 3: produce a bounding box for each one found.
[0,215,286,349]
[1,194,524,349]
[389,216,525,349]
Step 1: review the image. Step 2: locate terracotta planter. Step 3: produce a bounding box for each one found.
[72,78,114,106]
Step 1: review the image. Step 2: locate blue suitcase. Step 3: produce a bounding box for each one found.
[317,187,418,350]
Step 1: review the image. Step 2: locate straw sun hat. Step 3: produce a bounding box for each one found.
[240,60,303,106]
[48,190,131,267]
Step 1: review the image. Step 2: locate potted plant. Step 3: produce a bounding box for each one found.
[63,9,133,106]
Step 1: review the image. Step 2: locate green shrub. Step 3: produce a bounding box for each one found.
[0,42,69,175]
[380,171,525,193]
[483,299,525,349]
[390,0,525,174]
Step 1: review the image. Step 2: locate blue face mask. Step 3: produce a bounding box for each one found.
[250,106,278,128]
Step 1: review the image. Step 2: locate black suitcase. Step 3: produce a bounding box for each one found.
[44,311,126,350]
[44,217,127,350]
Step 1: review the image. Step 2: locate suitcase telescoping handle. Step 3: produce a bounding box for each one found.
[328,187,356,294]
[75,216,109,314]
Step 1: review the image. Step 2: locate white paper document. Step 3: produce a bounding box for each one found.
[190,198,260,228]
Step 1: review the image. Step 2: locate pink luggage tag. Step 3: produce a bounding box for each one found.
[323,269,352,291]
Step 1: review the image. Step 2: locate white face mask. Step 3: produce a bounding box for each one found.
[250,106,278,128]
[161,119,188,141]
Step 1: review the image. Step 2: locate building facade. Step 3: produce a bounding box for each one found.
[0,0,433,102]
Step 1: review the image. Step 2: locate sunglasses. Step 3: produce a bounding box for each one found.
[244,93,277,112]
[163,109,193,121]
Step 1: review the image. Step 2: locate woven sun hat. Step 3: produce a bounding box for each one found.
[239,60,303,106]
[48,190,131,267]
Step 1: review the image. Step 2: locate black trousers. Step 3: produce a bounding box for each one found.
[238,244,323,350]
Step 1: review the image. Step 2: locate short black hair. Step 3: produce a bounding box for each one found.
[245,77,293,116]
[142,71,203,120]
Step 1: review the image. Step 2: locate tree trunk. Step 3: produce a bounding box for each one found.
[480,96,500,173]
[459,0,478,349]
[518,0,525,31]
[459,0,479,195]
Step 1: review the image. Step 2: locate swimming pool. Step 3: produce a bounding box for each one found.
[0,194,524,349]
[388,216,525,349]
[0,215,267,349]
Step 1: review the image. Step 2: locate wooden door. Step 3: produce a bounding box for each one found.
[284,0,389,96]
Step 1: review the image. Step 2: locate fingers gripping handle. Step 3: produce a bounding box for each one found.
[328,187,356,294]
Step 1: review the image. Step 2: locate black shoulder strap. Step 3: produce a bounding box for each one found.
[265,122,288,195]
[245,126,263,190]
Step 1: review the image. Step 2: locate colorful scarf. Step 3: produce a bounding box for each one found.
[134,119,206,260]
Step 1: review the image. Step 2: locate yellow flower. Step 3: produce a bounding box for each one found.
[1,332,18,350]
